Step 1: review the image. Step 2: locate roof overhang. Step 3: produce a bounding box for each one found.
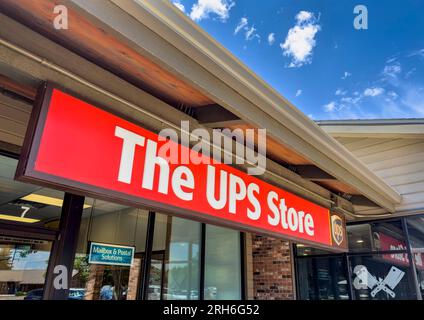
[316,119,424,139]
[318,119,424,219]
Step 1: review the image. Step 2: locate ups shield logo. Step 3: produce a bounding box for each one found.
[331,215,344,246]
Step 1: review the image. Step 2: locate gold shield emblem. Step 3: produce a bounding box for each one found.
[331,215,344,246]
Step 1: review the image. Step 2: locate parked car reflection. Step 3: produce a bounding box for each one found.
[24,288,86,300]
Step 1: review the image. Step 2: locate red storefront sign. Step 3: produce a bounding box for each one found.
[17,84,347,251]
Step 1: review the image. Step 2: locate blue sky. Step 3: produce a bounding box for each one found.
[171,0,424,120]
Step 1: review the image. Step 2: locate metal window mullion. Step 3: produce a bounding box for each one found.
[240,232,246,300]
[138,211,155,300]
[199,223,206,300]
[402,217,423,300]
[345,253,355,300]
[43,192,85,300]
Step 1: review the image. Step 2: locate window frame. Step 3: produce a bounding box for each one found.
[294,214,424,300]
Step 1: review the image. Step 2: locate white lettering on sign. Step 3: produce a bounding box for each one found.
[267,191,314,236]
[172,166,194,201]
[206,165,227,210]
[115,126,145,184]
[115,126,194,201]
[114,125,315,236]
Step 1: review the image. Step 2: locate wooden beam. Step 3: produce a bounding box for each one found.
[350,195,380,207]
[0,73,37,100]
[296,165,336,181]
[195,104,243,127]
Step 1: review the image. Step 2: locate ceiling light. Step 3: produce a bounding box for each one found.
[21,194,91,209]
[357,239,364,243]
[0,214,40,223]
[297,244,305,247]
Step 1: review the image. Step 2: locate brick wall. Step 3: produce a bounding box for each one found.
[85,264,105,300]
[251,235,294,300]
[126,257,141,300]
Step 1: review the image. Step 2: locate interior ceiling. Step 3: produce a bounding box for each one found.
[0,0,367,200]
[0,155,136,225]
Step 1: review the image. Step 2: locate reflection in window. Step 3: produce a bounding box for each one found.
[71,198,149,300]
[0,238,52,299]
[296,255,350,300]
[149,214,201,300]
[406,216,424,298]
[0,155,67,229]
[347,220,405,253]
[350,254,415,300]
[204,225,241,300]
[147,252,164,300]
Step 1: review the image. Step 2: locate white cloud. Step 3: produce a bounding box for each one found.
[234,17,260,42]
[245,25,259,41]
[407,48,424,59]
[387,91,398,99]
[340,96,361,105]
[383,64,402,78]
[386,56,398,64]
[341,71,351,80]
[189,0,235,22]
[295,89,302,97]
[172,0,185,12]
[323,101,337,112]
[245,26,255,39]
[405,68,416,79]
[280,11,320,68]
[335,89,347,96]
[296,11,313,23]
[323,50,424,119]
[402,87,424,116]
[234,17,248,34]
[323,94,365,115]
[267,33,275,45]
[363,87,385,97]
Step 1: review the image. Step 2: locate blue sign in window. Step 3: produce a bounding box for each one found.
[88,242,134,267]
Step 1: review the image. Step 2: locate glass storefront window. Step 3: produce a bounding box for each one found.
[204,225,241,300]
[149,214,201,300]
[347,220,405,253]
[296,216,424,300]
[147,216,243,300]
[0,154,66,229]
[71,198,149,300]
[0,237,52,300]
[71,205,243,301]
[349,254,415,300]
[296,255,350,300]
[406,216,424,297]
